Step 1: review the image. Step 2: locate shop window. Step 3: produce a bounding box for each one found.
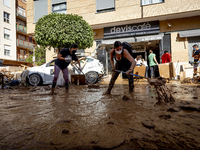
[4,12,10,23]
[4,28,11,40]
[52,2,67,14]
[34,0,48,23]
[142,0,164,6]
[3,0,10,7]
[4,45,11,56]
[17,6,26,17]
[96,0,115,13]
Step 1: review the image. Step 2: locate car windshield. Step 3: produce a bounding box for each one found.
[46,60,55,67]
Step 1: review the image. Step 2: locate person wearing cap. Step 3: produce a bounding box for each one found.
[192,44,200,76]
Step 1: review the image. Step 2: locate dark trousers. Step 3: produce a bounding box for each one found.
[107,62,134,92]
[150,65,156,78]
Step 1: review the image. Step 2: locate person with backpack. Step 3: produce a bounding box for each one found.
[104,41,136,94]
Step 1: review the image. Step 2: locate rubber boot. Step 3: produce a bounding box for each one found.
[65,82,69,92]
[49,82,56,95]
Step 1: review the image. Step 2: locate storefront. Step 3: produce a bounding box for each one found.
[95,21,170,75]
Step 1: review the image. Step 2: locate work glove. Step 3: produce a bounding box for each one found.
[126,69,133,75]
[65,56,72,62]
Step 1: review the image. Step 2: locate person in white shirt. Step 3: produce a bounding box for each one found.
[135,55,142,66]
[141,59,148,77]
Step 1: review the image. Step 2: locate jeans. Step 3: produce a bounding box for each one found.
[150,65,156,78]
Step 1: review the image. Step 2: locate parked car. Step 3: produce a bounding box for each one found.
[22,57,104,86]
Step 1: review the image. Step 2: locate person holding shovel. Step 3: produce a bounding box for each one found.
[104,41,136,94]
[50,43,81,95]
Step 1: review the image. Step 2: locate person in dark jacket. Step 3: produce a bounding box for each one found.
[192,44,200,76]
[104,41,136,94]
[50,44,81,94]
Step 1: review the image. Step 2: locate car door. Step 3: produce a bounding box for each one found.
[43,60,55,84]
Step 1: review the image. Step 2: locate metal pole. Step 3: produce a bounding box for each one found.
[106,51,108,76]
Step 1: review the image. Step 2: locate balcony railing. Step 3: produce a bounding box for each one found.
[16,39,33,49]
[16,8,26,19]
[16,24,27,33]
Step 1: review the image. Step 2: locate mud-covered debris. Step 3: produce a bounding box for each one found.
[122,95,130,101]
[197,85,200,88]
[56,120,70,124]
[62,129,69,134]
[193,97,198,99]
[142,120,155,129]
[88,84,100,89]
[181,77,192,84]
[167,107,181,112]
[180,105,200,112]
[90,141,98,144]
[159,114,171,120]
[29,86,40,92]
[107,121,114,125]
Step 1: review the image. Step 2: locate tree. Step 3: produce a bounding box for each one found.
[34,13,94,50]
[26,46,46,66]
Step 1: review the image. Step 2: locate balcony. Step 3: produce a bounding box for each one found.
[16,39,34,49]
[16,8,26,20]
[18,54,28,61]
[16,24,27,34]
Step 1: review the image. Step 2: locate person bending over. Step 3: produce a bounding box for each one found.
[105,41,136,94]
[50,43,81,94]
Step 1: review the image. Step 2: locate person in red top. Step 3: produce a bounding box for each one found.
[161,50,171,63]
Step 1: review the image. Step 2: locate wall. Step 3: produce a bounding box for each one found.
[171,32,188,63]
[160,16,200,33]
[0,0,17,61]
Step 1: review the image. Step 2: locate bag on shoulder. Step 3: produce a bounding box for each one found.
[122,42,133,56]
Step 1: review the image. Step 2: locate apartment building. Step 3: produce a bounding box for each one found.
[16,0,36,62]
[27,0,200,76]
[0,0,16,61]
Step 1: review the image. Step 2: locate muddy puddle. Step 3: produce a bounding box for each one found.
[0,82,200,149]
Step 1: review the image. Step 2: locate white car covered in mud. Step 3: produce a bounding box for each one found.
[23,57,104,86]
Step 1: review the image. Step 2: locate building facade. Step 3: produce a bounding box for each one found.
[16,0,36,62]
[0,0,17,61]
[27,0,200,75]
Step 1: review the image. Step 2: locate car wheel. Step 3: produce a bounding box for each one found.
[28,73,42,86]
[86,71,99,84]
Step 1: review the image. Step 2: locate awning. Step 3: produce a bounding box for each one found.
[179,29,200,37]
[102,37,136,45]
[136,33,164,42]
[102,33,164,44]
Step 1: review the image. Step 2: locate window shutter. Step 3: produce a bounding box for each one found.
[51,0,66,5]
[3,0,10,7]
[34,0,48,23]
[4,28,11,35]
[96,0,115,12]
[4,45,11,51]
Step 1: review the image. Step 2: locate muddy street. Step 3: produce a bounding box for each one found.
[0,82,200,150]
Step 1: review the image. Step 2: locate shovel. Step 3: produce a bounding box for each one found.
[71,62,86,85]
[115,70,148,79]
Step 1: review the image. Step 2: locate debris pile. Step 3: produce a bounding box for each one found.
[148,77,175,104]
[181,77,192,84]
[193,75,200,84]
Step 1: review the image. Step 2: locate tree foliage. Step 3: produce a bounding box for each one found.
[26,46,46,66]
[35,13,94,49]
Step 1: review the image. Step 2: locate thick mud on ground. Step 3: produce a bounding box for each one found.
[0,82,200,150]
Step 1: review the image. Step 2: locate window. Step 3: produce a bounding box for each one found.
[4,28,11,40]
[96,0,115,13]
[17,6,26,17]
[34,0,48,23]
[4,45,11,56]
[3,0,10,7]
[52,3,67,14]
[142,0,164,6]
[4,12,10,23]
